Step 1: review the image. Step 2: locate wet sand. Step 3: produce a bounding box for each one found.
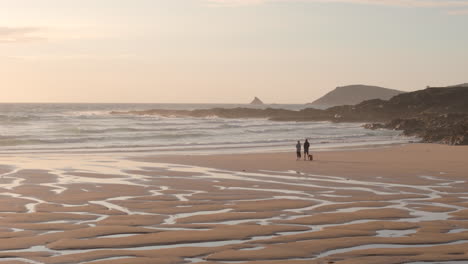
[0,143,467,264]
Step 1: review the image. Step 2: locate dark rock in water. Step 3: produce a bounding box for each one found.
[111,107,299,119]
[112,86,468,145]
[359,86,468,145]
[386,118,426,136]
[420,114,468,145]
[363,123,386,130]
[367,113,468,145]
[250,97,264,105]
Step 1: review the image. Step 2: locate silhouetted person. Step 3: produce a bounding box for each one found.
[296,141,301,161]
[304,139,310,160]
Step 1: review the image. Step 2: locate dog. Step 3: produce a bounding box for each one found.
[308,154,313,161]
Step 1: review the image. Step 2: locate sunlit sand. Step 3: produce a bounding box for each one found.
[0,144,467,263]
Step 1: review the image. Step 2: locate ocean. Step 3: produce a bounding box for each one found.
[0,103,413,155]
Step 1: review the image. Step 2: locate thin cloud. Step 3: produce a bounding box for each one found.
[0,27,45,43]
[206,0,468,8]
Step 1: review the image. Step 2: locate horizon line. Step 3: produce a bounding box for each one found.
[0,101,308,105]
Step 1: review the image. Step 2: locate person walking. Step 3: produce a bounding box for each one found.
[296,141,301,161]
[304,139,310,160]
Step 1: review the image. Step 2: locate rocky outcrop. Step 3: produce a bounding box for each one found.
[112,86,468,145]
[111,108,297,119]
[365,113,468,145]
[356,86,468,145]
[250,97,264,105]
[309,85,404,108]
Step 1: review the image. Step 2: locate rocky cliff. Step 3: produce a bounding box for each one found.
[353,86,468,145]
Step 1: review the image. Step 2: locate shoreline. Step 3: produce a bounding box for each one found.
[0,138,415,156]
[133,143,468,180]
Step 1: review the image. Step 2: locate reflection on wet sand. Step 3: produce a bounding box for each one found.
[0,153,467,264]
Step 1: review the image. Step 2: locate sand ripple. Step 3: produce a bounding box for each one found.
[0,154,467,264]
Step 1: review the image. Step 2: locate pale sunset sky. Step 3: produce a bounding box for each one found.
[1,0,467,103]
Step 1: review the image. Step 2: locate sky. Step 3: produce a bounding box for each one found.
[0,0,467,104]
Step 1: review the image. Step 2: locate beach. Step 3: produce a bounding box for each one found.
[4,1,468,263]
[0,143,467,264]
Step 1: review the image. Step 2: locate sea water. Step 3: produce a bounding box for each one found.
[0,103,413,154]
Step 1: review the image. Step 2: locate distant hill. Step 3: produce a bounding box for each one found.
[448,83,468,87]
[309,85,405,108]
[329,86,468,119]
[250,97,264,105]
